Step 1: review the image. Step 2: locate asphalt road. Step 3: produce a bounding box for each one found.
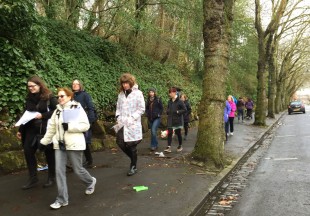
[227,109,310,216]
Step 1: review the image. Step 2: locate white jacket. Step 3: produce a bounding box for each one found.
[116,84,145,142]
[40,100,90,150]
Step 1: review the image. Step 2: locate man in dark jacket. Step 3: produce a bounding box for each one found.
[164,87,186,153]
[72,79,97,168]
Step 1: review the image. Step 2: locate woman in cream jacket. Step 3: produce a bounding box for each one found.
[40,87,96,210]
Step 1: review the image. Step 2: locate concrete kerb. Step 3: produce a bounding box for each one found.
[190,112,286,216]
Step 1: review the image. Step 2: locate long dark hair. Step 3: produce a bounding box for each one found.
[27,75,51,100]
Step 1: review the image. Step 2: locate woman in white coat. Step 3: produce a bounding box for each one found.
[115,73,145,176]
[40,87,96,209]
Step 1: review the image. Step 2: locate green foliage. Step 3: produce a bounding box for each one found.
[0,18,201,124]
[226,1,258,100]
[0,40,38,122]
[0,0,43,58]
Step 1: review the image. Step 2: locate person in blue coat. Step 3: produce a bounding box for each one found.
[224,100,231,141]
[72,79,97,168]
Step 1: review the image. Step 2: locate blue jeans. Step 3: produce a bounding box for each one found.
[150,118,160,148]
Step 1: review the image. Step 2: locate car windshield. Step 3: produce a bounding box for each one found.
[290,101,302,105]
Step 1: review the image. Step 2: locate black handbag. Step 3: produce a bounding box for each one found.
[31,134,44,148]
[31,121,44,148]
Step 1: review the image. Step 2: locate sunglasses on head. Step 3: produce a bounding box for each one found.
[57,95,66,99]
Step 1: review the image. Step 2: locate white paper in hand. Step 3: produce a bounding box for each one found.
[15,111,40,127]
[63,107,81,123]
[112,123,124,133]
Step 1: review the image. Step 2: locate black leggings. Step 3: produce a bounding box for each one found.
[116,128,141,168]
[229,117,234,133]
[168,128,182,146]
[184,122,189,136]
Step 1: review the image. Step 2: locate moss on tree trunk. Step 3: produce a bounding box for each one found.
[192,0,234,170]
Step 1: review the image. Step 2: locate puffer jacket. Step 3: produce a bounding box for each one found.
[116,84,145,142]
[40,100,90,150]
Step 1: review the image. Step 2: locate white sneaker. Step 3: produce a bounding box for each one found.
[164,146,171,153]
[230,132,234,136]
[177,146,183,152]
[85,177,97,195]
[50,201,68,209]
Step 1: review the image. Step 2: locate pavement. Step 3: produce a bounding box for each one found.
[0,113,283,216]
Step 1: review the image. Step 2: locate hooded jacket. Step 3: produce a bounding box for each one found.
[40,100,90,150]
[115,84,145,142]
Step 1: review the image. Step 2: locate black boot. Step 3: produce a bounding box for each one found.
[127,166,137,176]
[43,176,55,188]
[22,176,39,190]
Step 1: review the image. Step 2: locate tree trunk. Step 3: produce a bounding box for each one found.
[254,0,288,125]
[65,0,81,28]
[153,5,165,59]
[254,35,267,126]
[192,0,234,169]
[128,0,147,50]
[267,35,276,118]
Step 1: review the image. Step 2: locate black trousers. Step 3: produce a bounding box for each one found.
[83,129,93,163]
[228,117,234,133]
[23,132,55,178]
[184,122,189,136]
[116,128,141,168]
[168,128,182,146]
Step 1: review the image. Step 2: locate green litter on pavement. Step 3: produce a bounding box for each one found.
[133,186,149,192]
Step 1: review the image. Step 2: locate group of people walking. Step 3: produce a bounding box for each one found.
[224,95,254,141]
[17,76,97,209]
[145,87,192,153]
[16,73,191,210]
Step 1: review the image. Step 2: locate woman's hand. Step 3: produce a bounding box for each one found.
[35,113,42,119]
[16,132,22,140]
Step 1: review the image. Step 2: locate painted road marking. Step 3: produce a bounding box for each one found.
[273,158,298,161]
[275,135,296,138]
[265,157,298,161]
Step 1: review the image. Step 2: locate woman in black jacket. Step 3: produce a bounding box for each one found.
[16,75,57,189]
[72,79,97,168]
[164,87,186,153]
[180,94,192,140]
[145,88,163,151]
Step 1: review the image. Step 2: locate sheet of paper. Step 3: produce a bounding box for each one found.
[112,122,124,133]
[63,107,81,123]
[15,111,40,127]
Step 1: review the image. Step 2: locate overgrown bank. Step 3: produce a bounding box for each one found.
[0,19,202,125]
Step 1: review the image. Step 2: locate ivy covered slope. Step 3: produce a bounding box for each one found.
[0,19,202,124]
